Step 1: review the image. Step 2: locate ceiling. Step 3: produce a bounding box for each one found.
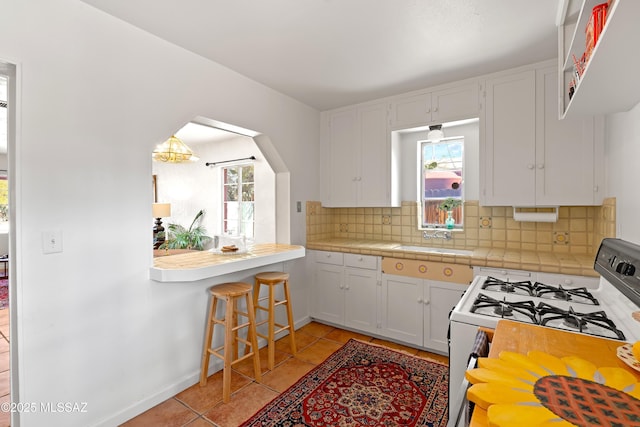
[81,0,560,111]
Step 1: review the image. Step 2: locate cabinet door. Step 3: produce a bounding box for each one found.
[312,263,345,324]
[380,274,422,346]
[431,83,479,124]
[482,70,536,206]
[423,280,467,354]
[357,102,390,207]
[535,66,603,205]
[344,267,378,334]
[390,93,431,129]
[324,107,358,207]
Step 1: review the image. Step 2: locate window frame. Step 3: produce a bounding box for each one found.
[221,163,255,238]
[418,136,464,230]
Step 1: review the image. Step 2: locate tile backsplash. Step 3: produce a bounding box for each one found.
[306,198,616,255]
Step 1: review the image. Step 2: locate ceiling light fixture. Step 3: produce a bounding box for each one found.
[427,124,444,142]
[152,135,199,163]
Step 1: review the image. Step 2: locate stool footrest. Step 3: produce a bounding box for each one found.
[255,300,288,311]
[274,325,292,334]
[232,321,251,332]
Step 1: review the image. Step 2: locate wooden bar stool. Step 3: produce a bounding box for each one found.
[200,282,261,403]
[252,271,297,370]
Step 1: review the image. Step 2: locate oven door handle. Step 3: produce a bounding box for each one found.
[453,355,478,427]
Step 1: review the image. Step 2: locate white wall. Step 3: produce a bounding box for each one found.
[396,120,480,202]
[0,1,318,425]
[152,134,277,245]
[605,102,640,244]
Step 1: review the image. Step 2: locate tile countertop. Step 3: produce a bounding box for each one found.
[306,239,598,277]
[150,243,306,282]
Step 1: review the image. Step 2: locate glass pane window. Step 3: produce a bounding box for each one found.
[222,164,254,238]
[420,138,464,229]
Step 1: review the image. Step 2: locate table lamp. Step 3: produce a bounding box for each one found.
[152,203,172,249]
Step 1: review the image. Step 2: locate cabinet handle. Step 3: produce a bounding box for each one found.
[563,279,573,285]
[527,164,534,170]
[345,285,350,290]
[339,284,344,289]
[424,299,430,305]
[426,108,431,113]
[433,107,438,112]
[537,163,544,169]
[358,257,364,261]
[417,297,423,304]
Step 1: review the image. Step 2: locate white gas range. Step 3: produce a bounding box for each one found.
[447,238,640,427]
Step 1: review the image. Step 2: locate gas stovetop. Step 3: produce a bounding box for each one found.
[470,277,625,340]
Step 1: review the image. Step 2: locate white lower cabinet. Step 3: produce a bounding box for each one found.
[380,274,467,353]
[313,261,345,325]
[310,251,380,335]
[344,266,378,333]
[380,274,423,346]
[310,251,467,354]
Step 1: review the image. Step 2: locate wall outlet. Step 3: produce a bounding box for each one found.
[42,230,63,254]
[296,201,302,213]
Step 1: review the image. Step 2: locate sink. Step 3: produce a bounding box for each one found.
[396,245,473,256]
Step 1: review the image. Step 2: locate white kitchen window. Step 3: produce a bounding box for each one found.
[222,164,254,238]
[420,137,464,229]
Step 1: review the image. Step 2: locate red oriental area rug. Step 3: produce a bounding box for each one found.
[241,339,449,427]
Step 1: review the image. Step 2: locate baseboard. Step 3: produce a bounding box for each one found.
[95,315,313,426]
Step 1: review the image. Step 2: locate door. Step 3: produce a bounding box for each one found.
[324,107,358,206]
[431,83,479,124]
[380,274,422,346]
[312,263,344,324]
[344,267,378,333]
[535,66,601,205]
[357,102,389,206]
[482,70,536,206]
[423,281,467,354]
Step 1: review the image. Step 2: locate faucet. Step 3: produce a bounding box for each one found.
[423,230,452,240]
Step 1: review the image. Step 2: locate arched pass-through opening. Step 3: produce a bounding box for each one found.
[175,116,291,244]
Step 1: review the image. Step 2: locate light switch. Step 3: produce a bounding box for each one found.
[42,230,63,254]
[296,201,302,213]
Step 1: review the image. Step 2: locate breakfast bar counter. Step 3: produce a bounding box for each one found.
[150,243,305,282]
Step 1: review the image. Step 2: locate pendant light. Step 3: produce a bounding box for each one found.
[152,135,199,163]
[427,124,444,142]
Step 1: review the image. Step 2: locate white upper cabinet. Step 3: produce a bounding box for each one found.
[559,0,640,118]
[482,70,536,206]
[321,102,393,207]
[390,83,479,130]
[481,63,604,206]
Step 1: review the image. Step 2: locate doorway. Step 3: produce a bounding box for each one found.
[0,60,16,427]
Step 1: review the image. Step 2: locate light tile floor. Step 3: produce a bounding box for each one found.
[121,322,449,427]
[0,308,9,427]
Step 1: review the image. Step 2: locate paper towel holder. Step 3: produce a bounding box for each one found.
[512,206,559,223]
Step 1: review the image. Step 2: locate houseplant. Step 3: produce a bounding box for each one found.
[438,198,462,229]
[160,209,212,250]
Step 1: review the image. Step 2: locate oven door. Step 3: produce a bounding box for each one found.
[450,328,490,427]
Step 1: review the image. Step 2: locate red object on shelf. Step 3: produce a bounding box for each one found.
[585,3,608,61]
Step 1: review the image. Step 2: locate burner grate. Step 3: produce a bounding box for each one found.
[534,283,599,305]
[482,277,536,296]
[536,302,625,340]
[470,293,538,324]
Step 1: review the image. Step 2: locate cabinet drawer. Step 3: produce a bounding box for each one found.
[344,254,378,270]
[315,251,344,265]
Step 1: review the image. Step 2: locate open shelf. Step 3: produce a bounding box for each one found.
[559,0,640,118]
